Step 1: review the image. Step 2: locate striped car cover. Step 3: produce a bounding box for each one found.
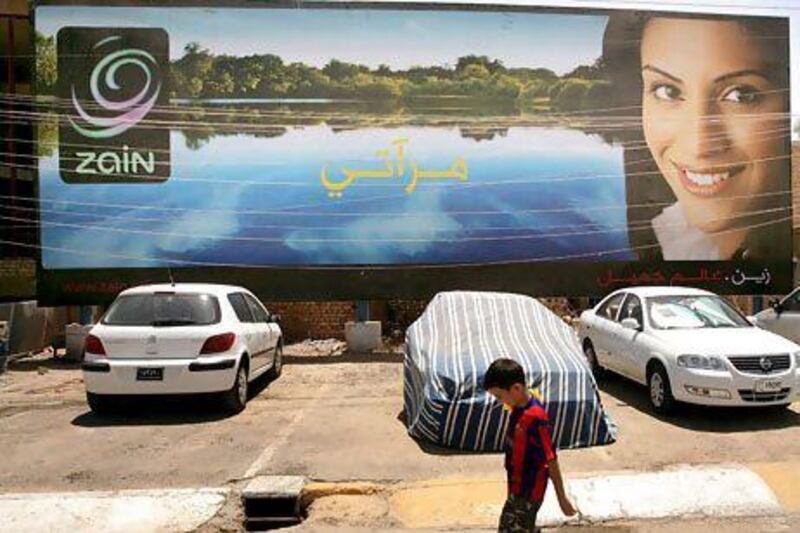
[404,291,617,451]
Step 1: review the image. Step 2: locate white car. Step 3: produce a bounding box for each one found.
[578,286,800,414]
[82,283,283,414]
[750,287,800,345]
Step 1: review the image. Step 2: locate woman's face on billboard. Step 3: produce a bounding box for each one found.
[641,18,786,234]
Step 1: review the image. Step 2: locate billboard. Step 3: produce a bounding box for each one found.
[33,1,792,303]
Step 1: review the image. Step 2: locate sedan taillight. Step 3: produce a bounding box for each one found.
[84,334,106,356]
[200,332,236,355]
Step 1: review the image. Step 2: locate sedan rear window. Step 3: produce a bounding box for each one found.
[103,293,221,326]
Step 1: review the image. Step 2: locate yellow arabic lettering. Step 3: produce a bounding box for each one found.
[321,138,468,197]
[320,148,395,198]
[392,138,408,178]
[406,158,469,194]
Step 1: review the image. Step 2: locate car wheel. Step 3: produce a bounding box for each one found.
[222,362,248,413]
[647,363,675,415]
[86,392,115,415]
[267,343,283,381]
[583,341,605,379]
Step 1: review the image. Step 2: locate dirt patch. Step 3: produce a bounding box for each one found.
[304,495,393,528]
[193,487,245,533]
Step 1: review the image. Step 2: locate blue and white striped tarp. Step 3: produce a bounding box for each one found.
[404,291,617,451]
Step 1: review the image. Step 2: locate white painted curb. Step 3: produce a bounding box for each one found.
[537,465,783,526]
[0,488,229,533]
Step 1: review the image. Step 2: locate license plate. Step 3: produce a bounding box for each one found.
[754,379,782,393]
[136,367,164,381]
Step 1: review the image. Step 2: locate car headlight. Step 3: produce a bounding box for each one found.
[794,351,800,366]
[676,354,727,371]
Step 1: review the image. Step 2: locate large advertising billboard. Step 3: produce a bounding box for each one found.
[33,1,792,302]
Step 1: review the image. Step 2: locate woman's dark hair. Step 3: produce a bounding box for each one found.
[483,358,525,390]
[601,13,792,261]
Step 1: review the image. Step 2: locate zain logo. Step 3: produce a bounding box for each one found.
[58,27,170,183]
[759,357,773,373]
[69,35,162,139]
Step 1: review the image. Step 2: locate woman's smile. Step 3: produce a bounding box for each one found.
[671,161,746,197]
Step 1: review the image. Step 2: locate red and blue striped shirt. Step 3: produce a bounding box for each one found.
[504,396,557,502]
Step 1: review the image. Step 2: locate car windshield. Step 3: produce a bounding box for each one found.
[646,295,750,330]
[102,292,220,326]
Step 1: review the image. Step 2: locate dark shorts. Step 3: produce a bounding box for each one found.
[498,495,542,533]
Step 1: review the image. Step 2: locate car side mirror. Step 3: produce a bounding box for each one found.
[621,317,642,331]
[270,314,281,324]
[770,299,783,314]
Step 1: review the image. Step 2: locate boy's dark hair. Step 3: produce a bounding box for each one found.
[483,358,525,390]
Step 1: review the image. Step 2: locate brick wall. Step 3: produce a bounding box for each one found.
[264,298,593,343]
[265,301,356,342]
[0,258,35,301]
[262,300,432,343]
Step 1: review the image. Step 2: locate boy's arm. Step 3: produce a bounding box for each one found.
[538,422,577,516]
[548,457,577,516]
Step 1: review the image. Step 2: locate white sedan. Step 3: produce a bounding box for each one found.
[578,286,800,414]
[82,283,283,414]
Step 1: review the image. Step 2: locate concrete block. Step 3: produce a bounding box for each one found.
[65,324,93,362]
[344,321,382,353]
[243,475,306,500]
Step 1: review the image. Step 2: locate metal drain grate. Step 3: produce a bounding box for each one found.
[242,476,306,531]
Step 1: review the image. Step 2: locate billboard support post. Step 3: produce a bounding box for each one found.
[356,300,370,322]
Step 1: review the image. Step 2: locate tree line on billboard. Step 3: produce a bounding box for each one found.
[35,35,611,112]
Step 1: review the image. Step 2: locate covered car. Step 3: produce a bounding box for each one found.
[404,291,616,451]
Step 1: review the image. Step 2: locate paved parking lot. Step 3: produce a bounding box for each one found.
[1,349,799,495]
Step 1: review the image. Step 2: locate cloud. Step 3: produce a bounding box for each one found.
[45,197,242,269]
[284,190,461,264]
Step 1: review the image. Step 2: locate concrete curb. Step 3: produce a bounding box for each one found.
[541,465,781,526]
[386,464,789,529]
[0,488,229,533]
[1,463,796,531]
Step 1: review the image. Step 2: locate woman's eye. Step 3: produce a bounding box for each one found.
[652,84,682,101]
[722,86,760,104]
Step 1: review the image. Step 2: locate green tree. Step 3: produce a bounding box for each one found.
[35,33,57,95]
[205,71,235,97]
[456,55,504,75]
[322,59,361,82]
[173,42,213,97]
[565,57,607,80]
[585,80,612,110]
[518,78,553,102]
[554,79,590,110]
[458,64,491,80]
[351,73,401,100]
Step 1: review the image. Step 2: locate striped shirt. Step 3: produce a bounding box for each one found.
[504,396,557,502]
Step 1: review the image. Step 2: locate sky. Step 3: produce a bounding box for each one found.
[36,6,608,74]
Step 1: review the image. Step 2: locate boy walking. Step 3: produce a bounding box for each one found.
[483,358,577,532]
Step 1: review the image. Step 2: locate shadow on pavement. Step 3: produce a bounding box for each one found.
[598,372,800,432]
[8,356,81,373]
[70,374,276,428]
[395,410,500,457]
[284,352,403,365]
